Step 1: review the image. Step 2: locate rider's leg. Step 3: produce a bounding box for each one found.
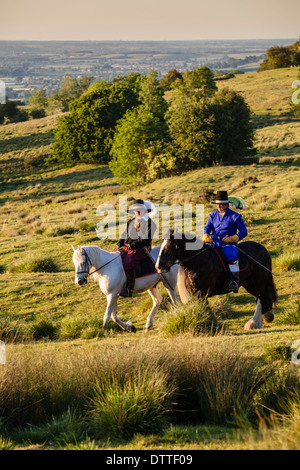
[222,245,239,293]
[118,269,136,297]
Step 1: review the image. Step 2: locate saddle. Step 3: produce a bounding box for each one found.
[213,247,249,273]
[120,251,157,278]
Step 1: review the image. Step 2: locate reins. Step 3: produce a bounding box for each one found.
[76,249,122,276]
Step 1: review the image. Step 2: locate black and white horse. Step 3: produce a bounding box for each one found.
[156,231,277,330]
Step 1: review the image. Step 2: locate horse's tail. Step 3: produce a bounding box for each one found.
[177,265,191,304]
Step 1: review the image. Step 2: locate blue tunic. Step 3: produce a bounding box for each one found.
[203,208,248,261]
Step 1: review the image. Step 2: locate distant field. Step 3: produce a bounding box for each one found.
[0,67,299,450]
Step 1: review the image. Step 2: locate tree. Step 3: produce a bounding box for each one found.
[209,88,255,163]
[181,67,217,97]
[166,90,216,170]
[0,100,28,124]
[54,74,94,112]
[52,76,141,164]
[28,89,48,118]
[109,107,167,185]
[165,85,254,171]
[258,42,300,71]
[138,70,168,120]
[160,69,183,91]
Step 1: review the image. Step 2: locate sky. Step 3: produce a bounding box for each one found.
[0,0,299,41]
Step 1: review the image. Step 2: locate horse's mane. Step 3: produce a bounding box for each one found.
[167,230,204,252]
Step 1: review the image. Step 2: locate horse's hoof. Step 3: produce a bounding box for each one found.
[263,311,274,323]
[126,321,136,333]
[144,326,152,333]
[244,320,261,331]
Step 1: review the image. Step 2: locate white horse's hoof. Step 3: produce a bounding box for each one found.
[126,321,137,333]
[144,326,152,333]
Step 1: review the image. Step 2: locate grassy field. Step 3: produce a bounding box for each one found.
[0,68,299,450]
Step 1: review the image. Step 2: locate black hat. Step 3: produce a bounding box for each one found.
[214,191,229,204]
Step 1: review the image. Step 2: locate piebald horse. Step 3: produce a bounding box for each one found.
[72,245,179,332]
[156,231,277,331]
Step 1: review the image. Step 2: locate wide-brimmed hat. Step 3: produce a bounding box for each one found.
[213,190,230,204]
[128,199,157,217]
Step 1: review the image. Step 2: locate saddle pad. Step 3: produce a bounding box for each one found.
[214,247,249,272]
[120,252,157,278]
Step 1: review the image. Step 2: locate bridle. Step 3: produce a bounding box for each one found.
[159,240,210,271]
[75,248,121,278]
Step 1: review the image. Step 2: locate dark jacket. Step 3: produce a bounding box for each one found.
[117,216,156,250]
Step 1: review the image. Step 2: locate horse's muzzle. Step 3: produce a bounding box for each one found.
[76,277,87,285]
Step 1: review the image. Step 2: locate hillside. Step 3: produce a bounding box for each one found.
[0,67,299,450]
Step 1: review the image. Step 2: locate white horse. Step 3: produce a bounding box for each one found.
[72,245,179,332]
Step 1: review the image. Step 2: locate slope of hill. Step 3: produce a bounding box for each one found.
[0,67,299,450]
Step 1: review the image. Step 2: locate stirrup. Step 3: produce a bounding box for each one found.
[228,280,239,293]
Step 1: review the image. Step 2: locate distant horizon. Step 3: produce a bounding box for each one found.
[0,37,297,42]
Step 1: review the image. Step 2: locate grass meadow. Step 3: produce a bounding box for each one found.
[0,67,299,450]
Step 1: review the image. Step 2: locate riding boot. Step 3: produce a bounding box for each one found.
[228,261,239,293]
[118,269,136,297]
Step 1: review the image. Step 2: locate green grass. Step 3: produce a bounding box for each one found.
[0,67,299,449]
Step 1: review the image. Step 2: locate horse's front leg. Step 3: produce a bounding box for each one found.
[244,297,263,330]
[102,293,117,330]
[104,293,136,332]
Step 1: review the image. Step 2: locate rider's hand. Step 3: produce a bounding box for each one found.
[222,235,239,244]
[203,233,213,245]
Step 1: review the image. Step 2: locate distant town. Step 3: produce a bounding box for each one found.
[0,38,295,102]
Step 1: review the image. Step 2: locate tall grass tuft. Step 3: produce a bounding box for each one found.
[89,368,173,439]
[159,298,223,336]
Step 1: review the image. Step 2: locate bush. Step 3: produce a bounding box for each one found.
[29,318,59,341]
[12,256,59,273]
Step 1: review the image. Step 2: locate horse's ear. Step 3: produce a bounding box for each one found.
[71,245,76,252]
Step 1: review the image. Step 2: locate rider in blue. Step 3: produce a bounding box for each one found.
[203,190,248,292]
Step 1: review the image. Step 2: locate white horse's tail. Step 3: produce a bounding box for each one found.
[177,265,190,304]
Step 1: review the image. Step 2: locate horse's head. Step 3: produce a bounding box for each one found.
[156,230,182,273]
[72,245,90,285]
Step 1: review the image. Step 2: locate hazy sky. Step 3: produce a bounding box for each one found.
[1,0,299,41]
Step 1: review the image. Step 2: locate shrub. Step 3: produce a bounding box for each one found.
[29,318,59,341]
[12,256,59,273]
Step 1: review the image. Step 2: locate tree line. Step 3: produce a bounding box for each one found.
[258,40,300,71]
[50,67,255,185]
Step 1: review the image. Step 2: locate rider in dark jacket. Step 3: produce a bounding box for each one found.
[117,199,156,297]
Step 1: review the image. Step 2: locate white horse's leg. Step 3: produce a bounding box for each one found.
[103,293,136,332]
[145,286,162,332]
[102,293,117,330]
[111,301,137,333]
[244,298,263,330]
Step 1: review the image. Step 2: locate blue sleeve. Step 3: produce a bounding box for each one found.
[236,214,248,240]
[203,213,214,235]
